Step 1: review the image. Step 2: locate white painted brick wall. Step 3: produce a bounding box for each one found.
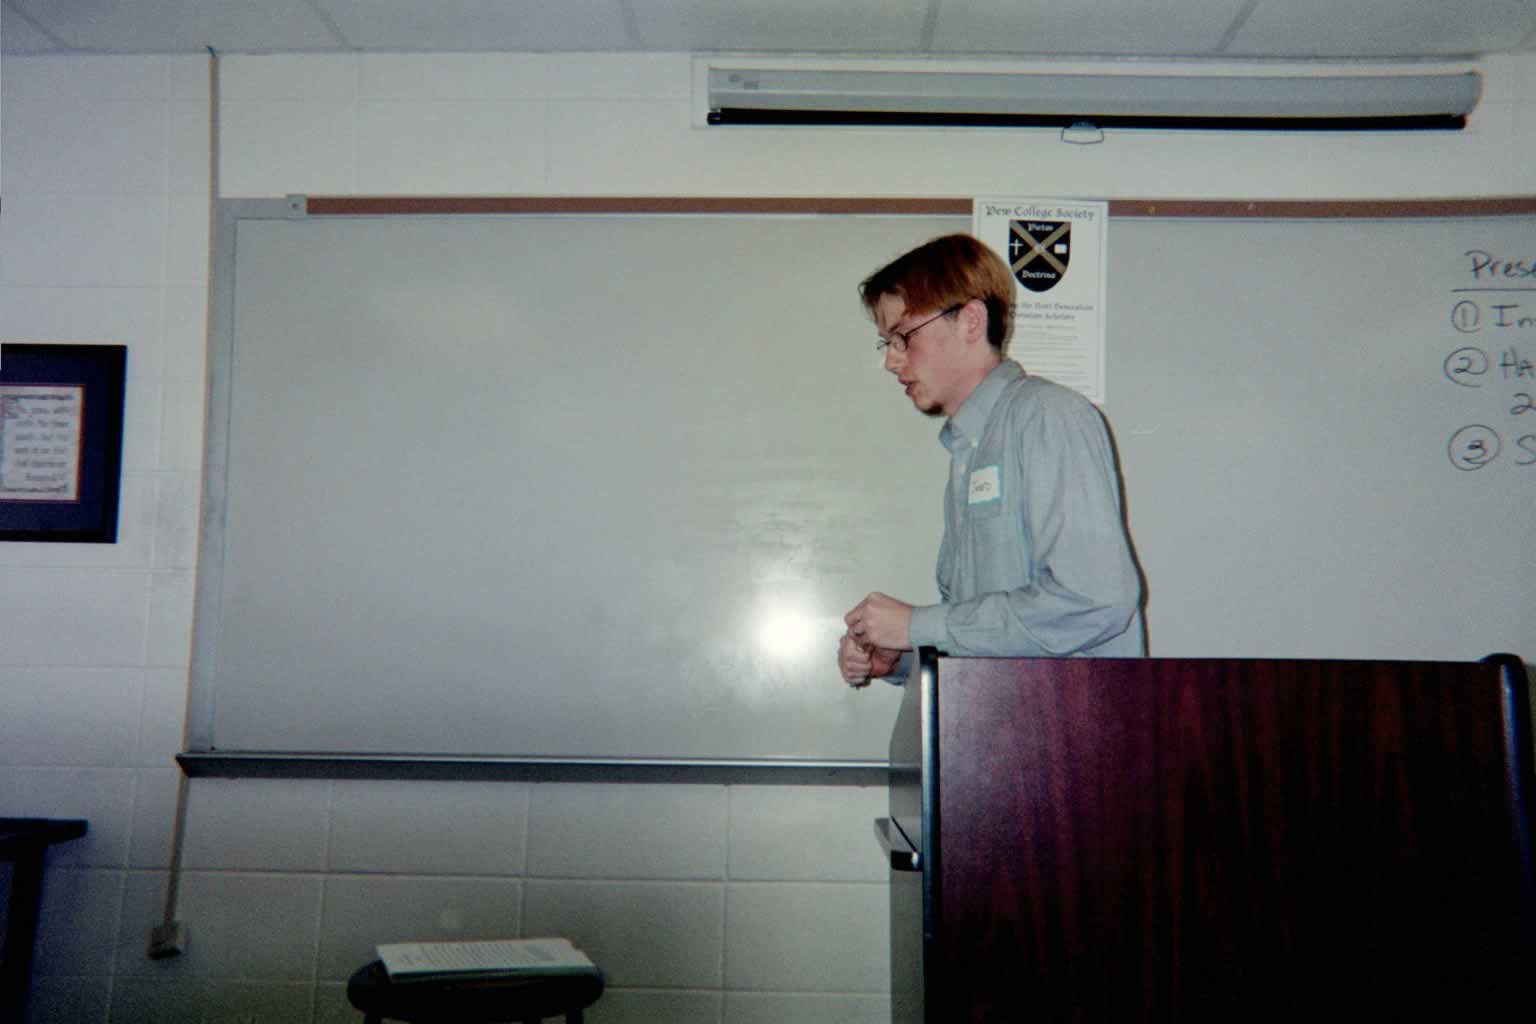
[3,49,1535,1023]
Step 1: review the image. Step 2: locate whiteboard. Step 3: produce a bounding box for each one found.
[1109,216,1533,662]
[191,200,1535,764]
[199,208,956,760]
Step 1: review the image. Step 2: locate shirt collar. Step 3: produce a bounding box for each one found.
[940,359,1024,452]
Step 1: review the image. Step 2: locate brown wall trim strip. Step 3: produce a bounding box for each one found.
[301,196,1536,220]
[302,196,975,216]
[1109,197,1536,218]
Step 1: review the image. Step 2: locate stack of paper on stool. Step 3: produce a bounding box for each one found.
[376,937,597,982]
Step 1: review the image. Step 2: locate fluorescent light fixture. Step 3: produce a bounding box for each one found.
[706,67,1482,131]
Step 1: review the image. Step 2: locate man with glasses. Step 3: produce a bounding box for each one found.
[838,234,1145,686]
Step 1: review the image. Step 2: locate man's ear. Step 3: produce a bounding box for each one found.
[961,297,989,344]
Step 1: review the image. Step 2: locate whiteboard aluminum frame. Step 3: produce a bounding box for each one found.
[187,195,962,783]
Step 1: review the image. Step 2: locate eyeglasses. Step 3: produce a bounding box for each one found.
[875,303,965,354]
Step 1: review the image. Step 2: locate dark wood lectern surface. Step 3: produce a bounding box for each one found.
[887,654,1535,1023]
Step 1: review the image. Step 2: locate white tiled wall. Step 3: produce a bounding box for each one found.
[2,48,1535,1023]
[92,779,888,1023]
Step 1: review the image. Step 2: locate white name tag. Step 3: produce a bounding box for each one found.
[968,464,1001,504]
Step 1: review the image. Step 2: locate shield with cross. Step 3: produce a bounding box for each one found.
[1008,220,1071,293]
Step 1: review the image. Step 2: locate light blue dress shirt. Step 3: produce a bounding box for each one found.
[905,359,1145,658]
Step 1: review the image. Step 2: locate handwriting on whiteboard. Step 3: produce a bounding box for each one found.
[1443,249,1536,473]
[1443,346,1535,471]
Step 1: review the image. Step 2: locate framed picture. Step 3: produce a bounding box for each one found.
[0,343,127,543]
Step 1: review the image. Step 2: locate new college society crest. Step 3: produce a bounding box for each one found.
[1010,219,1070,292]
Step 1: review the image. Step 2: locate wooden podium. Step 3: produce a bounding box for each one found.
[879,653,1535,1023]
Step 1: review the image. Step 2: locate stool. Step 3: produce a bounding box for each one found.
[346,960,604,1024]
[1,819,88,1023]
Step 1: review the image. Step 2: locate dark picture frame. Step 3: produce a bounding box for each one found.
[0,344,127,543]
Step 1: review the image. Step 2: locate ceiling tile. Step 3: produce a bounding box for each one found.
[5,0,1534,63]
[1228,0,1536,57]
[316,0,635,51]
[13,0,344,53]
[931,0,1252,56]
[629,0,930,53]
[2,2,65,54]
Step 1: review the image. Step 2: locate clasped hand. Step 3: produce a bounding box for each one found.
[837,592,913,688]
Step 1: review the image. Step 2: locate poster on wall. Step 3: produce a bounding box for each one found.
[973,197,1108,403]
[0,343,127,543]
[1,385,85,499]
